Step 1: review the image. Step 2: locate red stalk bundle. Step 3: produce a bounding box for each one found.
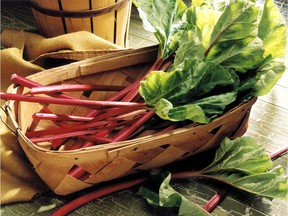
[1,57,173,180]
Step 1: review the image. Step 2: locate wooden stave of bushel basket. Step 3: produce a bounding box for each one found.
[5,46,257,195]
[29,0,132,47]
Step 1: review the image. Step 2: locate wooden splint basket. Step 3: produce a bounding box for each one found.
[5,46,257,195]
[30,0,132,47]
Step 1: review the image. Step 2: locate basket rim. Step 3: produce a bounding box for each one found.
[30,0,131,18]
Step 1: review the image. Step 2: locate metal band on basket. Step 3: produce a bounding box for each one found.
[29,0,130,18]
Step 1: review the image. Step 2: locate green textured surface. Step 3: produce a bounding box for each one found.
[1,0,288,215]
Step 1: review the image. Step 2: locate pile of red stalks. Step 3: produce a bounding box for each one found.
[0,58,177,181]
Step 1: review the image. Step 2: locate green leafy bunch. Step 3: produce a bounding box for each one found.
[133,0,286,123]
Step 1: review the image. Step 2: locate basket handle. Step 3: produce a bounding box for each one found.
[30,0,130,18]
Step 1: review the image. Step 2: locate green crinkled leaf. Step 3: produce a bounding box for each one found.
[185,4,221,49]
[136,0,287,123]
[140,59,237,123]
[154,92,237,123]
[201,136,288,199]
[207,36,265,73]
[190,92,237,117]
[232,166,288,199]
[180,1,264,73]
[138,187,160,206]
[253,56,286,96]
[203,0,263,72]
[253,0,287,96]
[207,0,259,51]
[203,137,273,174]
[140,59,235,105]
[258,0,286,59]
[133,0,187,58]
[154,98,209,123]
[173,30,206,68]
[139,173,211,216]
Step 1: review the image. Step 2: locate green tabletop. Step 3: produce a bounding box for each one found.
[1,0,288,215]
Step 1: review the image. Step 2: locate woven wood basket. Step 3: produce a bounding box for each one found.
[30,0,132,47]
[5,46,257,195]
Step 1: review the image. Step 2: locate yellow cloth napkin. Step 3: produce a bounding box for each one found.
[0,29,123,204]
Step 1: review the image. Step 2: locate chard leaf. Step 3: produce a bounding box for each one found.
[201,137,288,199]
[139,173,211,216]
[190,92,237,117]
[203,137,273,174]
[253,55,286,96]
[185,4,221,49]
[231,166,288,199]
[133,0,187,58]
[258,0,286,59]
[173,30,206,68]
[253,0,287,96]
[203,0,263,72]
[138,187,160,206]
[140,59,237,123]
[140,59,235,106]
[207,36,265,73]
[177,1,264,73]
[155,92,237,123]
[206,0,259,56]
[154,98,209,123]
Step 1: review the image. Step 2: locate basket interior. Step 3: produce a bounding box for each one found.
[13,62,153,150]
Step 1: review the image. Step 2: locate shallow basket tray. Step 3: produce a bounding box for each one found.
[5,46,257,195]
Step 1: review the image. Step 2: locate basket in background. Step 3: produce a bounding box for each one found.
[29,0,132,47]
[5,46,257,195]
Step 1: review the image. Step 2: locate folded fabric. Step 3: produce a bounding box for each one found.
[0,48,44,92]
[1,29,122,61]
[0,110,48,204]
[0,29,125,92]
[0,29,123,204]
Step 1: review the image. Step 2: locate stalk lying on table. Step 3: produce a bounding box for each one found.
[51,136,288,216]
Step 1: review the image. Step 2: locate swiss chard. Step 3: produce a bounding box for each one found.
[139,136,288,215]
[133,0,187,58]
[137,0,286,123]
[254,0,287,96]
[140,58,238,123]
[139,173,211,216]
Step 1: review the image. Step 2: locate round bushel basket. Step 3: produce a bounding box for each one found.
[5,46,257,195]
[29,0,132,47]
